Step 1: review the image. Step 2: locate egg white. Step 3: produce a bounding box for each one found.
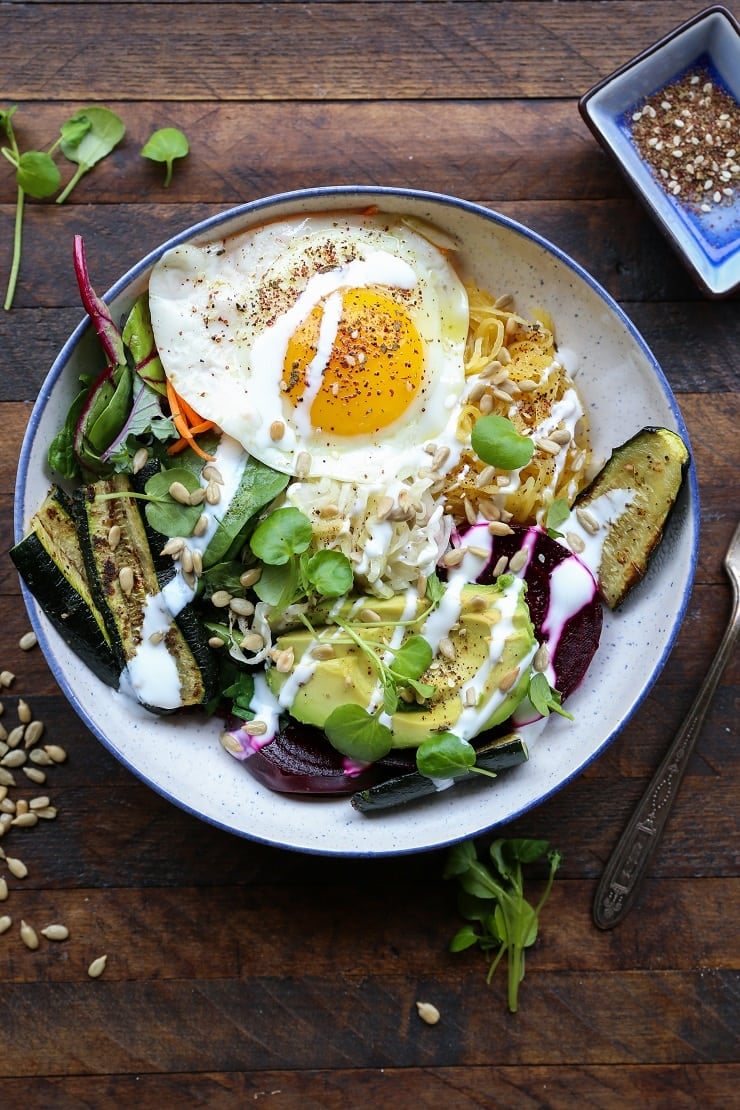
[148,212,470,483]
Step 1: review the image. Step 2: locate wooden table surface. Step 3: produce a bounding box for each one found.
[2,2,738,1106]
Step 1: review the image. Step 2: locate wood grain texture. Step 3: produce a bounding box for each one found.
[1,0,738,1100]
[1,2,721,101]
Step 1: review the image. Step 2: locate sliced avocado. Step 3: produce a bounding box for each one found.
[266,580,536,749]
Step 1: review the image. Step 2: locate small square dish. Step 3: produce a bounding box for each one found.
[579,5,740,298]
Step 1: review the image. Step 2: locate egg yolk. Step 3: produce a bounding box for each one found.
[281,287,424,436]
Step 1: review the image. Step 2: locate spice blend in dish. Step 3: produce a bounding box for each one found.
[627,63,739,215]
[12,211,690,808]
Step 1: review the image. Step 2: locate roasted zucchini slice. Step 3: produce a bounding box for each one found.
[573,426,690,609]
[351,733,528,813]
[75,474,216,712]
[10,486,118,687]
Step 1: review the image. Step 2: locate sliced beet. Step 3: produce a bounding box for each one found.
[475,525,602,700]
[232,717,415,796]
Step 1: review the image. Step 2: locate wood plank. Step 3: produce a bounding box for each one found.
[0,970,736,1075]
[0,879,737,984]
[2,1065,739,1110]
[1,2,720,101]
[0,99,627,208]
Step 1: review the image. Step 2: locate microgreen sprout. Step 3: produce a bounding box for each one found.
[444,837,562,1012]
[142,127,190,187]
[471,414,534,470]
[528,671,573,720]
[545,497,571,538]
[416,731,497,780]
[56,107,125,204]
[250,507,353,612]
[1,106,62,310]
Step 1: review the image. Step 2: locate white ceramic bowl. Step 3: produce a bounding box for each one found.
[14,186,699,857]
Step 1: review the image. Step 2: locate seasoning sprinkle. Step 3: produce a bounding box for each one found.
[628,65,739,215]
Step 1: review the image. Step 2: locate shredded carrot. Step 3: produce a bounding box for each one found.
[165,379,216,461]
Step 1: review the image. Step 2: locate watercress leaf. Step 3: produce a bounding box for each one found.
[0,106,18,136]
[144,466,202,537]
[141,127,189,187]
[425,573,445,605]
[57,107,125,204]
[443,839,477,879]
[304,549,353,598]
[449,924,480,953]
[416,731,476,780]
[517,899,539,948]
[323,704,393,763]
[528,672,574,720]
[489,838,515,883]
[471,414,535,470]
[59,115,92,148]
[457,860,509,901]
[545,497,571,537]
[382,675,399,716]
[47,384,88,478]
[504,838,550,865]
[391,635,433,682]
[253,561,289,606]
[250,506,313,566]
[16,150,61,198]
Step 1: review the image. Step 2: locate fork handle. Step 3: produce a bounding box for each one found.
[593,584,740,930]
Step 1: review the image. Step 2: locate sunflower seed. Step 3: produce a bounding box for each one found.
[0,672,15,688]
[6,725,25,749]
[29,795,51,810]
[11,812,38,828]
[118,567,134,596]
[0,769,16,787]
[240,632,264,652]
[107,524,122,550]
[43,744,66,763]
[87,954,108,979]
[416,1001,441,1025]
[32,806,57,820]
[41,924,69,942]
[19,632,37,652]
[188,486,206,506]
[0,915,11,934]
[202,463,224,485]
[23,767,46,785]
[160,536,185,557]
[498,666,521,692]
[1,750,25,768]
[210,590,233,608]
[20,920,39,949]
[7,856,27,879]
[269,420,286,441]
[488,521,514,537]
[533,643,550,672]
[192,513,209,537]
[168,480,192,505]
[0,877,7,901]
[205,480,221,505]
[229,598,254,618]
[17,699,32,725]
[295,451,312,479]
[24,720,45,747]
[239,568,262,588]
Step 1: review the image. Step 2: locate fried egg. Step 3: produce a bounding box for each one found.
[148,212,470,482]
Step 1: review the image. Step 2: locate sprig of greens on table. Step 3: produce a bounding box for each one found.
[0,104,189,311]
[445,837,561,1013]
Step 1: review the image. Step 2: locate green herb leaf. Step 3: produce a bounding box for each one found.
[390,635,433,682]
[141,127,190,187]
[323,704,394,763]
[528,672,574,720]
[250,506,313,566]
[445,836,562,1013]
[416,731,477,779]
[304,549,353,598]
[545,497,571,538]
[57,107,125,204]
[16,150,61,198]
[143,467,203,537]
[471,414,535,470]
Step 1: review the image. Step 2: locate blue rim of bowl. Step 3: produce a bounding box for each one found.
[13,185,701,857]
[578,5,740,299]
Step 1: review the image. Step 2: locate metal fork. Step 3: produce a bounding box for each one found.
[593,520,740,929]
